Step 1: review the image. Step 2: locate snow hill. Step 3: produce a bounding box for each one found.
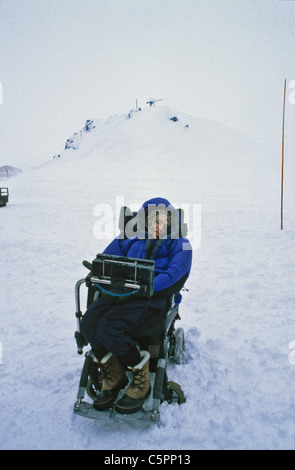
[1,105,295,450]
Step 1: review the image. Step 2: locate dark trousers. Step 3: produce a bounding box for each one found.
[80,296,168,367]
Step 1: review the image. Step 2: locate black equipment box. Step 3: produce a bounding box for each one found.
[0,187,9,207]
[91,253,155,298]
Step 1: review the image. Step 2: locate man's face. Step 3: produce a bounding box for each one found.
[149,213,169,239]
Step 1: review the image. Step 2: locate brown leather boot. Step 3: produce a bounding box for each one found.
[93,352,128,411]
[115,351,151,414]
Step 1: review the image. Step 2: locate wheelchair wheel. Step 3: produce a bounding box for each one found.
[86,379,96,400]
[172,327,185,364]
[86,362,102,400]
[86,378,101,400]
[166,381,186,404]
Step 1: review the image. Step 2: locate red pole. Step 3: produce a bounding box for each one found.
[281,79,286,230]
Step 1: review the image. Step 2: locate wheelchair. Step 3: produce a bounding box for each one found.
[73,208,188,424]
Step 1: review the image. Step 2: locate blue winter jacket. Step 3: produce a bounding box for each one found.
[103,197,192,298]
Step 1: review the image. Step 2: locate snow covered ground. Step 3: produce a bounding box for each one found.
[1,105,295,450]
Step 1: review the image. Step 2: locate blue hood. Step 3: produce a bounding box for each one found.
[138,197,182,238]
[141,197,171,209]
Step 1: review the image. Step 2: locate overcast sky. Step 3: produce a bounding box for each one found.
[1,0,295,167]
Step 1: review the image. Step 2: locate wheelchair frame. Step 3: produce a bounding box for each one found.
[73,275,186,424]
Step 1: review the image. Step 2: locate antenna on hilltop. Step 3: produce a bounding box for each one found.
[146,98,163,107]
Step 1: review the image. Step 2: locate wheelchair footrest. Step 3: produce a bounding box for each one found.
[74,401,113,421]
[74,400,160,424]
[73,373,160,424]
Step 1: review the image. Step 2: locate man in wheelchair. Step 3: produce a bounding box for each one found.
[79,197,192,415]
